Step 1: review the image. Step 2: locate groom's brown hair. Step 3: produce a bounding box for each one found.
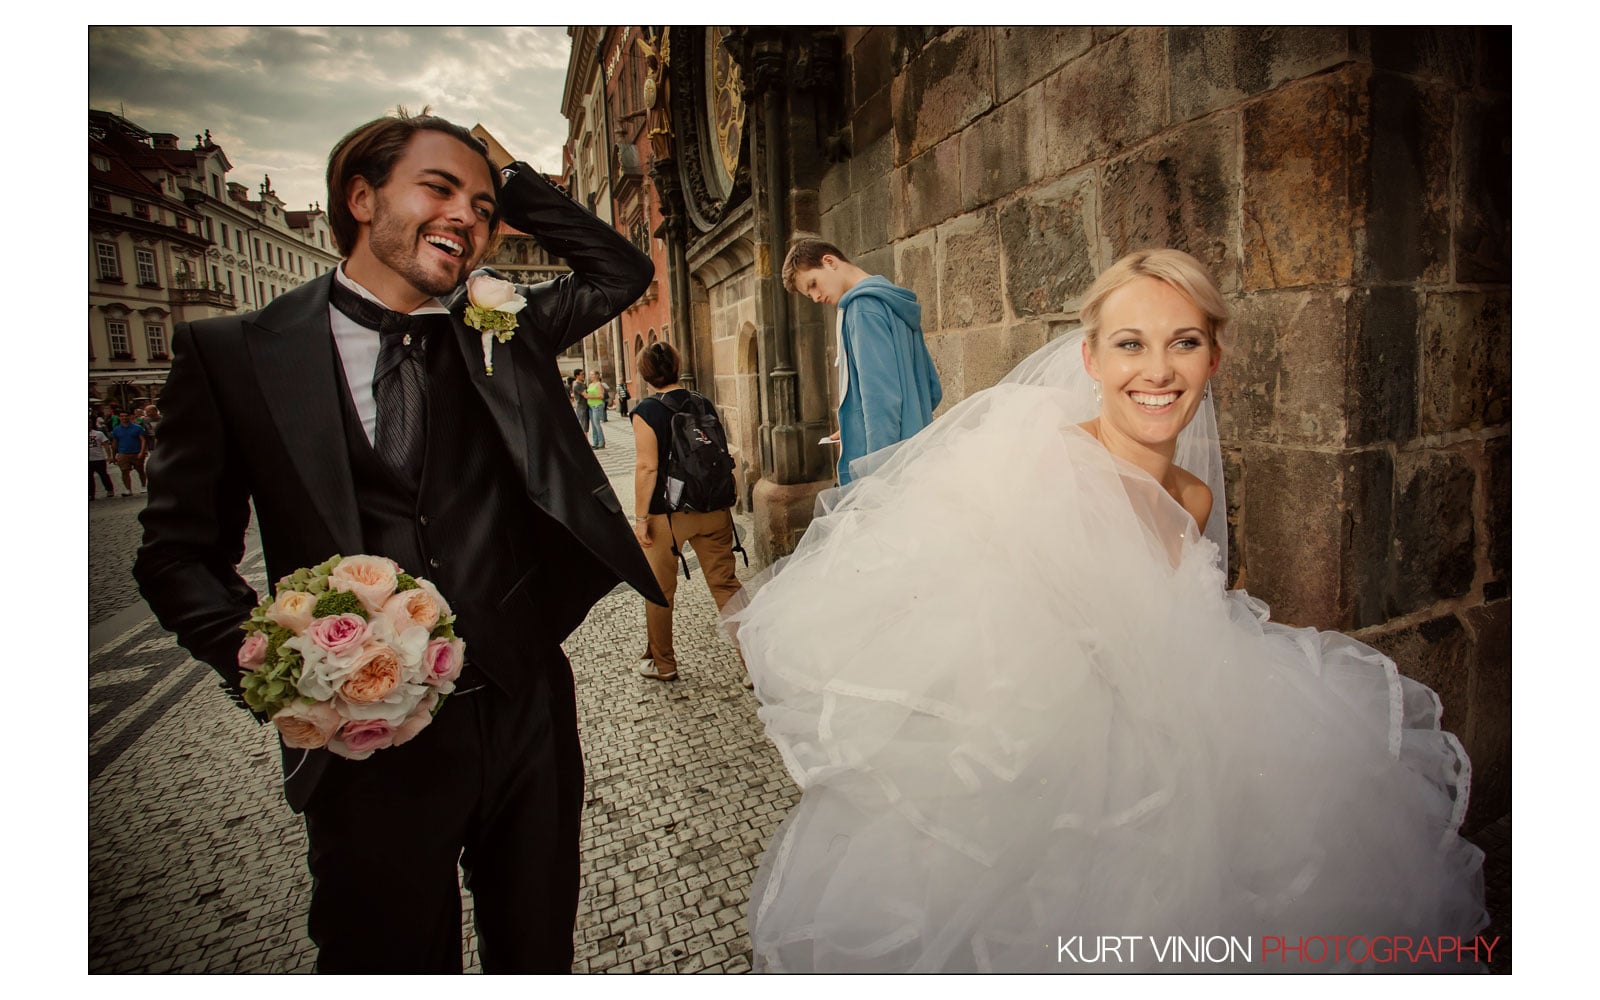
[325,106,505,257]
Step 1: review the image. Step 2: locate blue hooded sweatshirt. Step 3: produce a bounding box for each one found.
[836,275,942,484]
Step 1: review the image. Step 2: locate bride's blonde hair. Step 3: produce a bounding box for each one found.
[1079,249,1230,350]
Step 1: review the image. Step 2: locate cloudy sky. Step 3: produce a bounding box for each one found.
[89,26,574,212]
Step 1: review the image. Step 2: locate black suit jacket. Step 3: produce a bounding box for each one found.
[134,164,666,805]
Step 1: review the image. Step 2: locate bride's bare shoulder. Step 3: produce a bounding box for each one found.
[1171,466,1213,532]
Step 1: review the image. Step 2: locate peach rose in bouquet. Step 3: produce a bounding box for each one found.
[339,643,404,704]
[265,589,318,633]
[329,554,400,613]
[382,587,442,634]
[272,699,343,750]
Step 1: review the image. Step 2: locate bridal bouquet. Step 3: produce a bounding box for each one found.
[236,554,465,760]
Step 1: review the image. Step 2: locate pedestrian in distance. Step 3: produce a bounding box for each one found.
[90,417,115,499]
[629,341,747,682]
[141,403,162,451]
[570,367,590,433]
[585,371,606,448]
[109,411,149,494]
[134,107,664,973]
[782,237,942,485]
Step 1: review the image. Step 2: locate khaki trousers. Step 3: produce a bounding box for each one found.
[640,508,742,673]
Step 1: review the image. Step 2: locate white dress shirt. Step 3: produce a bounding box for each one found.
[329,263,451,445]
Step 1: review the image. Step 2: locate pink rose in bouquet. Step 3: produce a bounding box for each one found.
[332,719,394,760]
[265,589,318,633]
[382,588,442,634]
[272,699,343,750]
[340,644,404,704]
[329,554,400,613]
[237,632,268,671]
[308,613,369,659]
[424,637,466,686]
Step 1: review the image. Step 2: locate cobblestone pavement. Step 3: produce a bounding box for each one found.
[88,487,156,627]
[87,405,1510,974]
[89,410,783,973]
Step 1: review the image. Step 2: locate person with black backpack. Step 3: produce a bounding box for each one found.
[628,341,748,681]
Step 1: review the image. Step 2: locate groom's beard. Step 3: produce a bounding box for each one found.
[366,203,479,298]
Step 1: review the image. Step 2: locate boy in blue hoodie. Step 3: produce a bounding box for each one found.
[782,239,942,484]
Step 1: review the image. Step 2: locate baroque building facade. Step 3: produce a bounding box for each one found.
[622,27,1511,826]
[89,110,341,408]
[561,27,674,400]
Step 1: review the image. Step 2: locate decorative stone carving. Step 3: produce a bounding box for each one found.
[669,26,751,233]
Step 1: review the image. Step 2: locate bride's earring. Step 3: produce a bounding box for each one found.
[1204,381,1211,401]
[1093,381,1102,405]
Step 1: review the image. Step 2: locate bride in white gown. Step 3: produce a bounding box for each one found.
[724,249,1487,973]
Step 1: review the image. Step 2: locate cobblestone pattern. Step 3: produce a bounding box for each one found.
[89,413,787,973]
[89,491,153,627]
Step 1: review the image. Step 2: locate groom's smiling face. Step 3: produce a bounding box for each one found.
[351,130,497,300]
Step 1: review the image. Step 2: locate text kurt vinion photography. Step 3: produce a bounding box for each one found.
[1056,934,1503,967]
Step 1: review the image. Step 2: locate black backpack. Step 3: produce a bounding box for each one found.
[660,391,737,512]
[658,391,748,578]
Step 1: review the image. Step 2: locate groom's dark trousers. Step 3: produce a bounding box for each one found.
[134,165,665,972]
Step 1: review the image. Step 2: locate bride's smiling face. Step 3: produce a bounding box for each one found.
[1084,276,1220,450]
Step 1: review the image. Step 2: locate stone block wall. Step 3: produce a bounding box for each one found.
[816,26,1510,825]
[702,266,763,497]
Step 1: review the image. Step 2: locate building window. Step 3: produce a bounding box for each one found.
[108,321,132,359]
[270,284,277,298]
[320,232,326,247]
[146,324,168,359]
[254,238,262,260]
[258,281,265,304]
[92,154,110,171]
[92,191,110,211]
[211,265,220,287]
[175,216,188,232]
[277,246,284,268]
[134,202,151,220]
[211,175,221,198]
[220,222,229,245]
[96,242,122,281]
[238,231,246,253]
[136,248,159,286]
[227,272,235,295]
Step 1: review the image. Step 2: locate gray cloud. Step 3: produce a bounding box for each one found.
[89,26,572,211]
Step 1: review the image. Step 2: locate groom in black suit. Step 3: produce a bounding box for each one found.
[134,110,665,972]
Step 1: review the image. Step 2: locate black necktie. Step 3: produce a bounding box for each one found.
[328,278,431,485]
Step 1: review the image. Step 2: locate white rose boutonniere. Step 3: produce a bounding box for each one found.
[464,273,527,376]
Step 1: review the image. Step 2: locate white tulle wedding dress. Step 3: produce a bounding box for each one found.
[725,333,1487,973]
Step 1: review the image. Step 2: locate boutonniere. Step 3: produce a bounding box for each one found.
[463,273,527,376]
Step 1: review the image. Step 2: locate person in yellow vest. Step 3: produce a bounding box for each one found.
[584,371,606,448]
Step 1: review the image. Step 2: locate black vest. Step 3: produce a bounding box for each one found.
[333,320,553,700]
